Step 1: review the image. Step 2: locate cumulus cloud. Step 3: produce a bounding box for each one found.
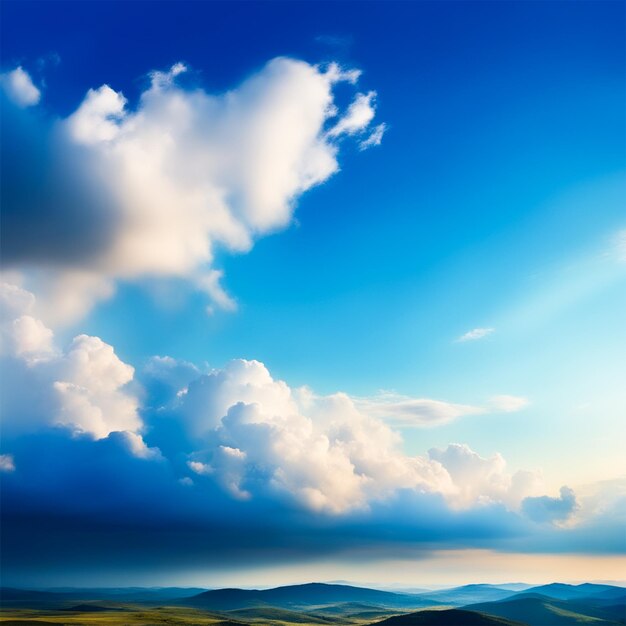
[428,444,543,509]
[1,57,383,324]
[0,283,539,514]
[522,486,579,524]
[0,282,148,448]
[457,327,495,342]
[1,320,618,577]
[0,66,40,106]
[151,358,539,514]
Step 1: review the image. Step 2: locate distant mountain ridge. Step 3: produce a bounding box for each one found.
[180,582,440,611]
[463,594,626,626]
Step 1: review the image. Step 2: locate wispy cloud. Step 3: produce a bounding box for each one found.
[456,327,495,343]
[488,395,530,413]
[355,391,529,426]
[355,392,482,427]
[614,229,626,263]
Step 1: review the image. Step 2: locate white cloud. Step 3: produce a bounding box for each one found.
[0,454,15,472]
[5,57,383,324]
[10,315,55,358]
[353,391,529,427]
[488,395,529,413]
[52,334,141,439]
[456,327,495,342]
[0,66,40,107]
[67,84,127,144]
[359,122,387,150]
[428,444,543,509]
[0,284,548,516]
[0,282,149,450]
[327,91,377,137]
[170,359,542,514]
[355,392,482,426]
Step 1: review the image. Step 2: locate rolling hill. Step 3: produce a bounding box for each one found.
[372,608,527,626]
[182,582,438,611]
[464,595,625,626]
[421,585,518,605]
[520,584,625,602]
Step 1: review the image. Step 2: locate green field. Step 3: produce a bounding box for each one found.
[0,603,406,626]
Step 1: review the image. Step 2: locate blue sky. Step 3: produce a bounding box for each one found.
[1,1,625,585]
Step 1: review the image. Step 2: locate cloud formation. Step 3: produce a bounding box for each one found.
[522,486,579,524]
[0,282,539,515]
[145,357,542,514]
[457,327,495,342]
[0,66,40,107]
[353,392,528,426]
[1,285,620,582]
[0,282,145,444]
[1,59,382,324]
[355,392,483,426]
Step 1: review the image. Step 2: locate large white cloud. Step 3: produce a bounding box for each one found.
[164,358,542,514]
[0,282,551,516]
[2,59,382,324]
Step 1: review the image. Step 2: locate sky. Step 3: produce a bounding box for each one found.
[0,0,625,587]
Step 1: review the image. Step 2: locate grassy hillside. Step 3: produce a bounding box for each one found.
[465,596,625,626]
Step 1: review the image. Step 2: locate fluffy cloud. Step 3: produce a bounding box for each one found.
[522,486,579,524]
[155,358,539,514]
[0,283,146,446]
[428,444,543,509]
[0,66,40,107]
[457,327,495,342]
[0,283,540,514]
[1,58,383,324]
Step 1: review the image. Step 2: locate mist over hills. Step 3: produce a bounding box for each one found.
[1,581,624,626]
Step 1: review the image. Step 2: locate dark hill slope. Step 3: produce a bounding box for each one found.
[183,582,435,611]
[372,608,526,626]
[465,596,624,626]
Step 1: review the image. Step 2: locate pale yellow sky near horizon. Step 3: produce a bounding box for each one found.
[169,550,626,589]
